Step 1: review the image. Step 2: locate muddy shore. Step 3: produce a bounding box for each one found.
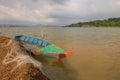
[0,36,50,80]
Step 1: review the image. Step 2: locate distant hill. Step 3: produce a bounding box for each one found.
[0,20,44,27]
[0,24,31,27]
[0,24,44,27]
[65,18,120,27]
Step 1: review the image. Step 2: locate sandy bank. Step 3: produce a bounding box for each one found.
[0,36,50,80]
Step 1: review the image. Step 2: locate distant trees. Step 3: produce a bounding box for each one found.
[66,18,120,27]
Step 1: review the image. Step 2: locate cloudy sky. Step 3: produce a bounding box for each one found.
[0,0,120,25]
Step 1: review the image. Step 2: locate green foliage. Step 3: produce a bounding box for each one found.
[66,18,120,27]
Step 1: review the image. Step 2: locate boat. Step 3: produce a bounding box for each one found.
[14,34,72,59]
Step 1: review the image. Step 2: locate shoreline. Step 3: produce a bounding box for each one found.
[0,36,50,80]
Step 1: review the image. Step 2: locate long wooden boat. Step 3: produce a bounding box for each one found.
[14,34,72,59]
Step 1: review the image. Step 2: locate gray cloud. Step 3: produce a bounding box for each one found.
[0,0,120,25]
[49,0,68,5]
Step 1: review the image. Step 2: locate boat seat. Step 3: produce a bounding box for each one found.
[28,37,34,44]
[33,38,39,44]
[42,41,51,47]
[38,39,43,46]
[24,36,31,42]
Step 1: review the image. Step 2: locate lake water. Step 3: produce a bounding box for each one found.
[0,27,120,80]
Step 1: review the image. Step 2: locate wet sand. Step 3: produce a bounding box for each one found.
[0,27,120,80]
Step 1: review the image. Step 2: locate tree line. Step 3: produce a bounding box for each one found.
[66,18,120,27]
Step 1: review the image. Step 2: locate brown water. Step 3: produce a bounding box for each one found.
[0,27,120,80]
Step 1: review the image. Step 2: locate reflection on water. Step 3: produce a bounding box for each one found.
[34,55,78,80]
[0,27,120,80]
